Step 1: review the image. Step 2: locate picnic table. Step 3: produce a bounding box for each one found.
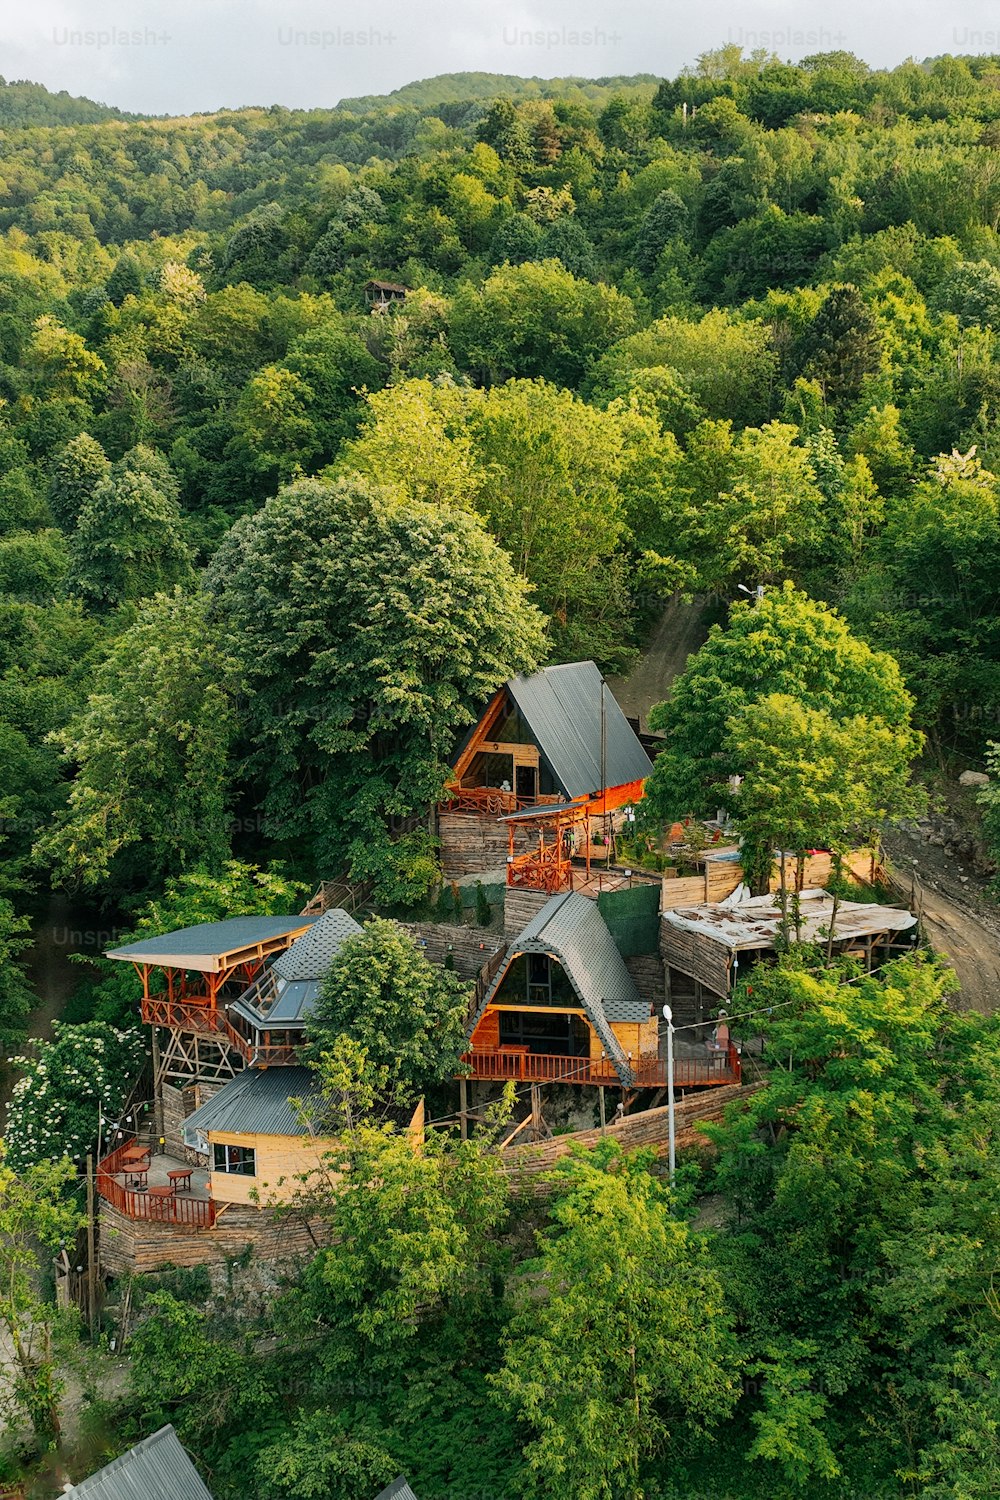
[168,1168,194,1193]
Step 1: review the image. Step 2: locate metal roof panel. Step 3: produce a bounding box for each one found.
[70,1425,215,1499]
[506,662,652,800]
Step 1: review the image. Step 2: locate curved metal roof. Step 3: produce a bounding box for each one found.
[469,890,649,1084]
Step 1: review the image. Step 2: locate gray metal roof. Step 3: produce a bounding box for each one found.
[273,908,362,979]
[374,1480,419,1500]
[69,1425,214,1499]
[230,909,363,1028]
[469,891,649,1083]
[105,916,318,973]
[183,1066,323,1139]
[230,976,322,1029]
[506,662,652,800]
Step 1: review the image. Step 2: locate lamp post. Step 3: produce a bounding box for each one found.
[662,1003,675,1186]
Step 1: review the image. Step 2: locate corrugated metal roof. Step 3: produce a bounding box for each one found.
[506,662,652,800]
[662,890,918,952]
[183,1066,322,1139]
[374,1479,419,1500]
[105,916,318,972]
[273,908,362,979]
[469,891,649,1083]
[69,1425,214,1499]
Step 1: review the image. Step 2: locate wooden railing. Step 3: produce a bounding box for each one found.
[441,786,565,816]
[141,995,228,1036]
[462,1043,741,1089]
[471,944,509,1016]
[507,843,570,893]
[96,1137,217,1229]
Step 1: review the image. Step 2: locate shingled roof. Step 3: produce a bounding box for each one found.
[505,662,652,799]
[231,908,362,1027]
[374,1481,420,1500]
[69,1424,214,1499]
[469,891,649,1083]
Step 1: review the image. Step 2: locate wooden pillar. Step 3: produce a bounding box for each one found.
[85,1153,97,1341]
[459,1078,468,1142]
[599,1086,606,1134]
[151,1026,165,1144]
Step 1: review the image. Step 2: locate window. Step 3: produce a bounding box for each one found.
[213,1143,256,1176]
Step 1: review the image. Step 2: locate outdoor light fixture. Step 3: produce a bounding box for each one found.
[662,1003,676,1186]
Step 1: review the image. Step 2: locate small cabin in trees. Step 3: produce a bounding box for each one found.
[364,278,408,310]
[448,661,651,814]
[182,1064,425,1209]
[465,890,657,1087]
[442,662,652,883]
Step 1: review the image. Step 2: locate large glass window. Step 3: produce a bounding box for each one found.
[213,1144,256,1176]
[496,954,576,1007]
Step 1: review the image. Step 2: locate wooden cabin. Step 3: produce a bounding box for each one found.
[364,278,408,309]
[441,662,653,883]
[661,889,920,1015]
[105,915,318,1088]
[182,1065,424,1209]
[225,908,363,1066]
[466,890,659,1088]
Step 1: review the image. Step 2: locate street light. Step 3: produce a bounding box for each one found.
[662,1003,676,1186]
[737,583,765,603]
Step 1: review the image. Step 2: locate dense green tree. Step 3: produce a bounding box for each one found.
[496,1143,739,1500]
[796,284,884,404]
[307,918,470,1097]
[207,475,546,902]
[450,259,636,387]
[47,432,110,531]
[67,447,193,609]
[36,589,238,895]
[644,584,918,821]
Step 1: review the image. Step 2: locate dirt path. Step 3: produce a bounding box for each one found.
[884,826,1000,1014]
[608,596,712,726]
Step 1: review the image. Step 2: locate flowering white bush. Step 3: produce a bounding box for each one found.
[5,1021,148,1173]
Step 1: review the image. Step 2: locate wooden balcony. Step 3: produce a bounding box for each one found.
[141,994,228,1037]
[462,1043,741,1089]
[441,785,564,816]
[96,1137,217,1229]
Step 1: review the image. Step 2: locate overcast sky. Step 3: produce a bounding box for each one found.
[4,0,999,115]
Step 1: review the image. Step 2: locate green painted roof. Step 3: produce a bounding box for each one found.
[105,915,317,972]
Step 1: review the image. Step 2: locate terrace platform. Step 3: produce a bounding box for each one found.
[97,1138,215,1228]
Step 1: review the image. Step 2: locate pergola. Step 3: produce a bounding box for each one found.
[105,916,318,1086]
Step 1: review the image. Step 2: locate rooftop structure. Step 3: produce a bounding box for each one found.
[68,1424,214,1499]
[661,889,919,1003]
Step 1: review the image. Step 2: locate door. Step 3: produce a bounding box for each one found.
[515,764,538,802]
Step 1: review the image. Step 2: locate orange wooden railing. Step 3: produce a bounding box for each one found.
[507,842,571,893]
[141,995,228,1036]
[96,1137,216,1229]
[441,786,565,815]
[462,1043,741,1089]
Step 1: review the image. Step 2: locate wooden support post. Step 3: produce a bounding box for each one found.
[85,1153,97,1341]
[150,1026,165,1143]
[598,1086,606,1133]
[459,1078,468,1141]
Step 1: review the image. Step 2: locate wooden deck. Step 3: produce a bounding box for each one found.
[97,1137,216,1229]
[462,1043,741,1089]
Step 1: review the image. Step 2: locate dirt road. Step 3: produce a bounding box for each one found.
[608,596,712,726]
[884,827,1000,1014]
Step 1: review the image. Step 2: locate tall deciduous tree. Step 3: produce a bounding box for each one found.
[495,1143,739,1500]
[207,475,546,903]
[644,584,918,822]
[307,918,470,1097]
[67,446,193,610]
[36,588,239,895]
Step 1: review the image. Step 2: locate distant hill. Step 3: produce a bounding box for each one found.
[337,71,659,113]
[0,76,136,127]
